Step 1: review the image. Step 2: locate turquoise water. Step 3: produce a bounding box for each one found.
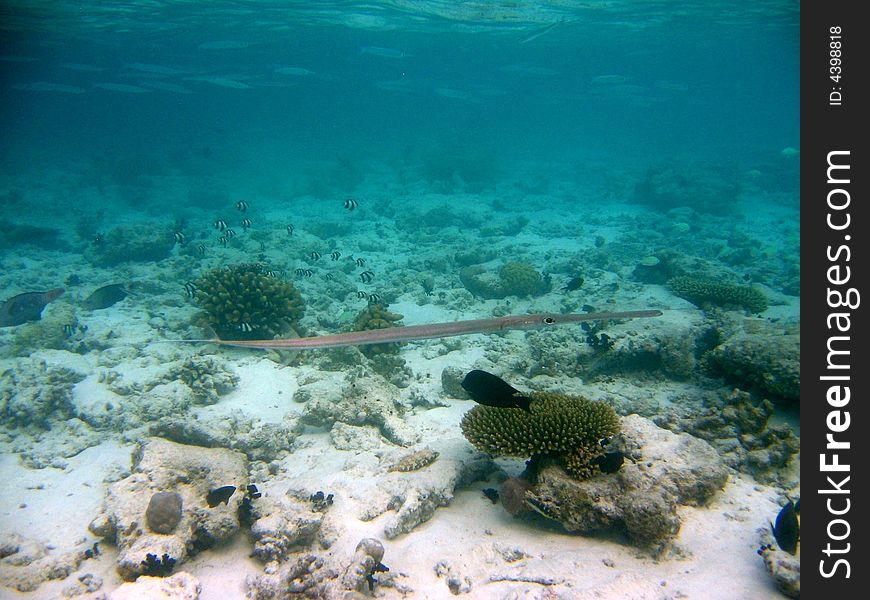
[0,2,800,598]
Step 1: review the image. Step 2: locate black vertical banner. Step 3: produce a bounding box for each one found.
[802,1,868,597]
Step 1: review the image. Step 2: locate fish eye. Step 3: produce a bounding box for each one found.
[542,317,556,325]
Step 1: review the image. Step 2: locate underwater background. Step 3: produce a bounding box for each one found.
[1,1,799,599]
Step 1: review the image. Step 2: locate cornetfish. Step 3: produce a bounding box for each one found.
[184,309,662,350]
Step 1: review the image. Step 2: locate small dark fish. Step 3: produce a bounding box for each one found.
[287,224,294,236]
[184,282,197,298]
[246,484,261,499]
[460,370,532,411]
[174,231,185,245]
[206,485,237,508]
[355,257,366,267]
[343,198,358,211]
[241,218,252,230]
[581,304,596,313]
[197,244,206,256]
[482,488,499,504]
[310,251,321,260]
[330,251,341,261]
[367,293,381,304]
[325,273,334,281]
[214,219,228,231]
[219,236,228,247]
[65,274,83,286]
[236,200,249,212]
[295,268,313,277]
[238,322,254,332]
[593,451,625,473]
[224,229,236,238]
[83,283,128,310]
[0,288,65,327]
[360,270,374,283]
[264,269,278,277]
[562,276,584,292]
[356,291,368,299]
[770,499,799,555]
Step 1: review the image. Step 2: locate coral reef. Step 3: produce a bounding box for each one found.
[758,527,800,598]
[350,303,404,357]
[249,491,334,562]
[193,263,305,341]
[633,163,740,215]
[245,538,397,599]
[460,390,620,479]
[167,355,239,405]
[524,415,728,549]
[656,390,799,480]
[0,357,86,429]
[704,331,800,403]
[300,373,418,447]
[84,222,175,267]
[146,492,184,534]
[88,438,248,580]
[109,571,201,600]
[459,262,551,299]
[668,276,768,314]
[0,533,88,592]
[497,262,551,298]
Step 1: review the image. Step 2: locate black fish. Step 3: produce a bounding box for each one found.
[355,257,366,267]
[206,485,237,507]
[460,370,532,411]
[183,282,197,298]
[562,276,584,292]
[367,293,381,304]
[770,499,799,555]
[593,451,625,473]
[82,283,128,310]
[360,270,374,283]
[0,288,64,327]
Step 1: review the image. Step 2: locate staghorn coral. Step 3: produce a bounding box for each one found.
[350,303,403,358]
[668,275,768,314]
[460,391,620,480]
[193,263,304,341]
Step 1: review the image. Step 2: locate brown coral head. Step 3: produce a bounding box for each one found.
[500,477,533,516]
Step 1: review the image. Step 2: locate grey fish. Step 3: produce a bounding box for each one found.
[0,288,64,327]
[82,283,128,310]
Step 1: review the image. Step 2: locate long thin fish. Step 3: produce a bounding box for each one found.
[191,310,662,350]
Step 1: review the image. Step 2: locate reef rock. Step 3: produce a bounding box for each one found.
[109,571,202,600]
[88,438,248,580]
[300,372,418,446]
[525,415,727,549]
[758,527,800,598]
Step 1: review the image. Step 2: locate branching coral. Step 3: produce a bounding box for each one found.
[460,391,620,479]
[193,263,305,340]
[668,275,768,314]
